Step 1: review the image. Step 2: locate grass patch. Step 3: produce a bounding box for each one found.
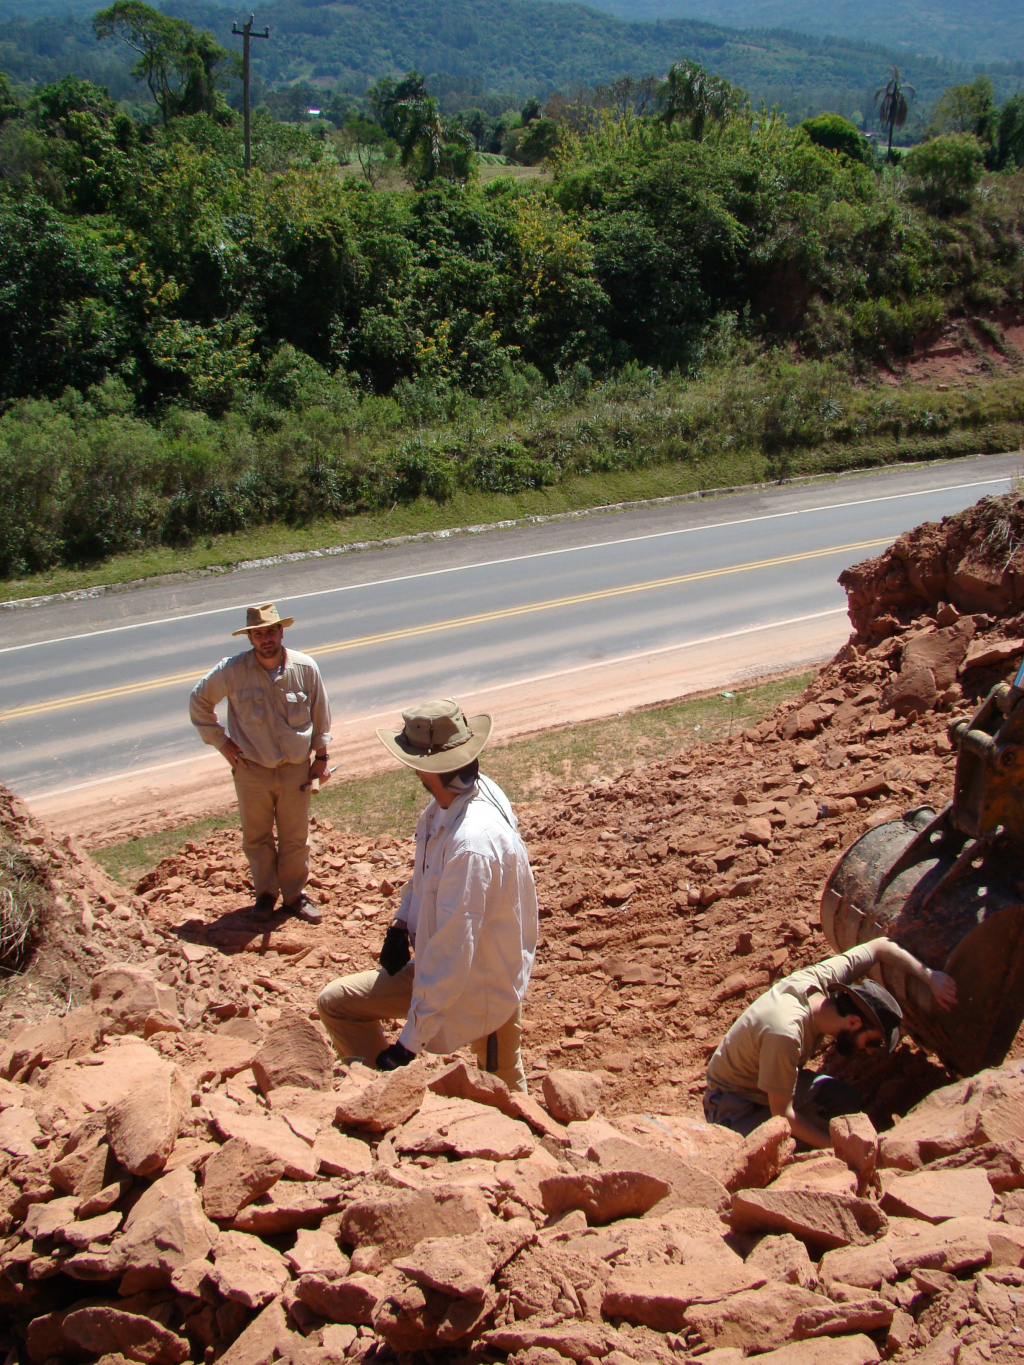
[3,429,1020,606]
[93,812,240,889]
[0,832,52,984]
[95,670,811,882]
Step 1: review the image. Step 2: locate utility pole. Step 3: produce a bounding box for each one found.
[232,13,269,173]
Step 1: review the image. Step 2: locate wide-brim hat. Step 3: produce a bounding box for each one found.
[232,602,295,636]
[376,699,492,773]
[847,978,903,1054]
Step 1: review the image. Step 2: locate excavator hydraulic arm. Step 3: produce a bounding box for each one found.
[820,672,1024,1076]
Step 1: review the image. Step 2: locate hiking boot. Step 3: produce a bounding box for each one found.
[285,893,323,926]
[253,892,278,918]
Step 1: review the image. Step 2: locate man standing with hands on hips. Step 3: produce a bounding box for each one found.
[190,603,332,925]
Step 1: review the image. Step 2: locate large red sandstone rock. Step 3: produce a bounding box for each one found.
[426,1060,567,1140]
[745,1232,816,1287]
[730,1188,887,1250]
[830,1114,879,1181]
[113,1166,218,1293]
[229,1180,344,1235]
[181,1034,259,1085]
[334,1066,426,1132]
[105,1066,190,1177]
[880,1167,994,1223]
[207,1103,320,1181]
[887,1217,992,1275]
[684,1283,892,1352]
[37,1042,185,1128]
[250,1012,333,1096]
[395,1098,535,1161]
[393,1232,495,1300]
[818,1241,897,1289]
[310,1129,372,1177]
[339,1186,492,1263]
[201,1137,285,1221]
[720,1115,796,1193]
[482,1322,626,1362]
[752,1335,881,1365]
[215,1297,290,1365]
[603,1236,764,1330]
[207,1229,291,1309]
[90,965,179,1037]
[0,1104,43,1158]
[61,1307,189,1365]
[879,1064,1024,1170]
[539,1168,670,1225]
[61,1209,123,1249]
[588,1136,730,1213]
[23,1194,80,1239]
[904,621,975,688]
[0,1009,101,1080]
[542,1070,602,1123]
[372,1276,498,1352]
[284,1227,349,1277]
[296,1272,384,1324]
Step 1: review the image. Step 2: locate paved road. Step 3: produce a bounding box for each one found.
[1,455,1016,802]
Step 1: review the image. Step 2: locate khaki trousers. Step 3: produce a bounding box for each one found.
[316,964,527,1092]
[233,760,310,905]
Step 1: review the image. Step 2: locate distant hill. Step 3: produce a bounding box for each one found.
[1,0,1020,125]
[562,0,1024,69]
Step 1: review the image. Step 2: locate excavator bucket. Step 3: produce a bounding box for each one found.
[821,677,1024,1076]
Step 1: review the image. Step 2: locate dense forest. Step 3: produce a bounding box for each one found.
[2,5,1024,583]
[568,0,1024,70]
[2,0,1022,126]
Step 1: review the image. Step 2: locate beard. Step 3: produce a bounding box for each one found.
[835,1031,858,1057]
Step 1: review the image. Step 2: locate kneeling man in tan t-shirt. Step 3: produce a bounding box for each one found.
[704,937,957,1147]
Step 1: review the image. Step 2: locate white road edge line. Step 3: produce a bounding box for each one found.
[26,606,847,801]
[0,475,1008,655]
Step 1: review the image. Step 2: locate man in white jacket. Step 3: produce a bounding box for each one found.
[316,699,538,1091]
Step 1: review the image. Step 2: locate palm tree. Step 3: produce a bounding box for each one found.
[875,66,916,162]
[658,61,735,141]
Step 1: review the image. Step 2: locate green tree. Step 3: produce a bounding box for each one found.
[997,94,1024,170]
[874,65,915,162]
[93,2,232,126]
[371,74,475,185]
[929,76,996,145]
[464,108,488,152]
[517,116,560,165]
[904,132,983,214]
[340,117,398,188]
[801,112,871,163]
[0,71,20,125]
[658,61,739,141]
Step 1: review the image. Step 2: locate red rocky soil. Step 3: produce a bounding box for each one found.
[3,490,1024,1365]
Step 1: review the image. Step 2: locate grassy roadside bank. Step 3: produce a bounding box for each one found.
[5,358,1022,604]
[93,669,813,887]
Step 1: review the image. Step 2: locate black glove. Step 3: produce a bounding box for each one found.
[376,1041,416,1071]
[379,923,411,976]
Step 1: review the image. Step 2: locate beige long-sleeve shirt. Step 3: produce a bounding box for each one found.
[395,775,538,1056]
[189,647,332,769]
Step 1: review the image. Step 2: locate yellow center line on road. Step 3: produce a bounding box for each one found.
[0,535,889,724]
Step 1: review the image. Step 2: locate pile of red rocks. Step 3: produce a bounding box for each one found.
[2,978,1023,1365]
[839,489,1024,646]
[4,493,1024,1363]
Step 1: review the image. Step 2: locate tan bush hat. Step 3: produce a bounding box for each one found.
[376,699,492,773]
[232,602,295,636]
